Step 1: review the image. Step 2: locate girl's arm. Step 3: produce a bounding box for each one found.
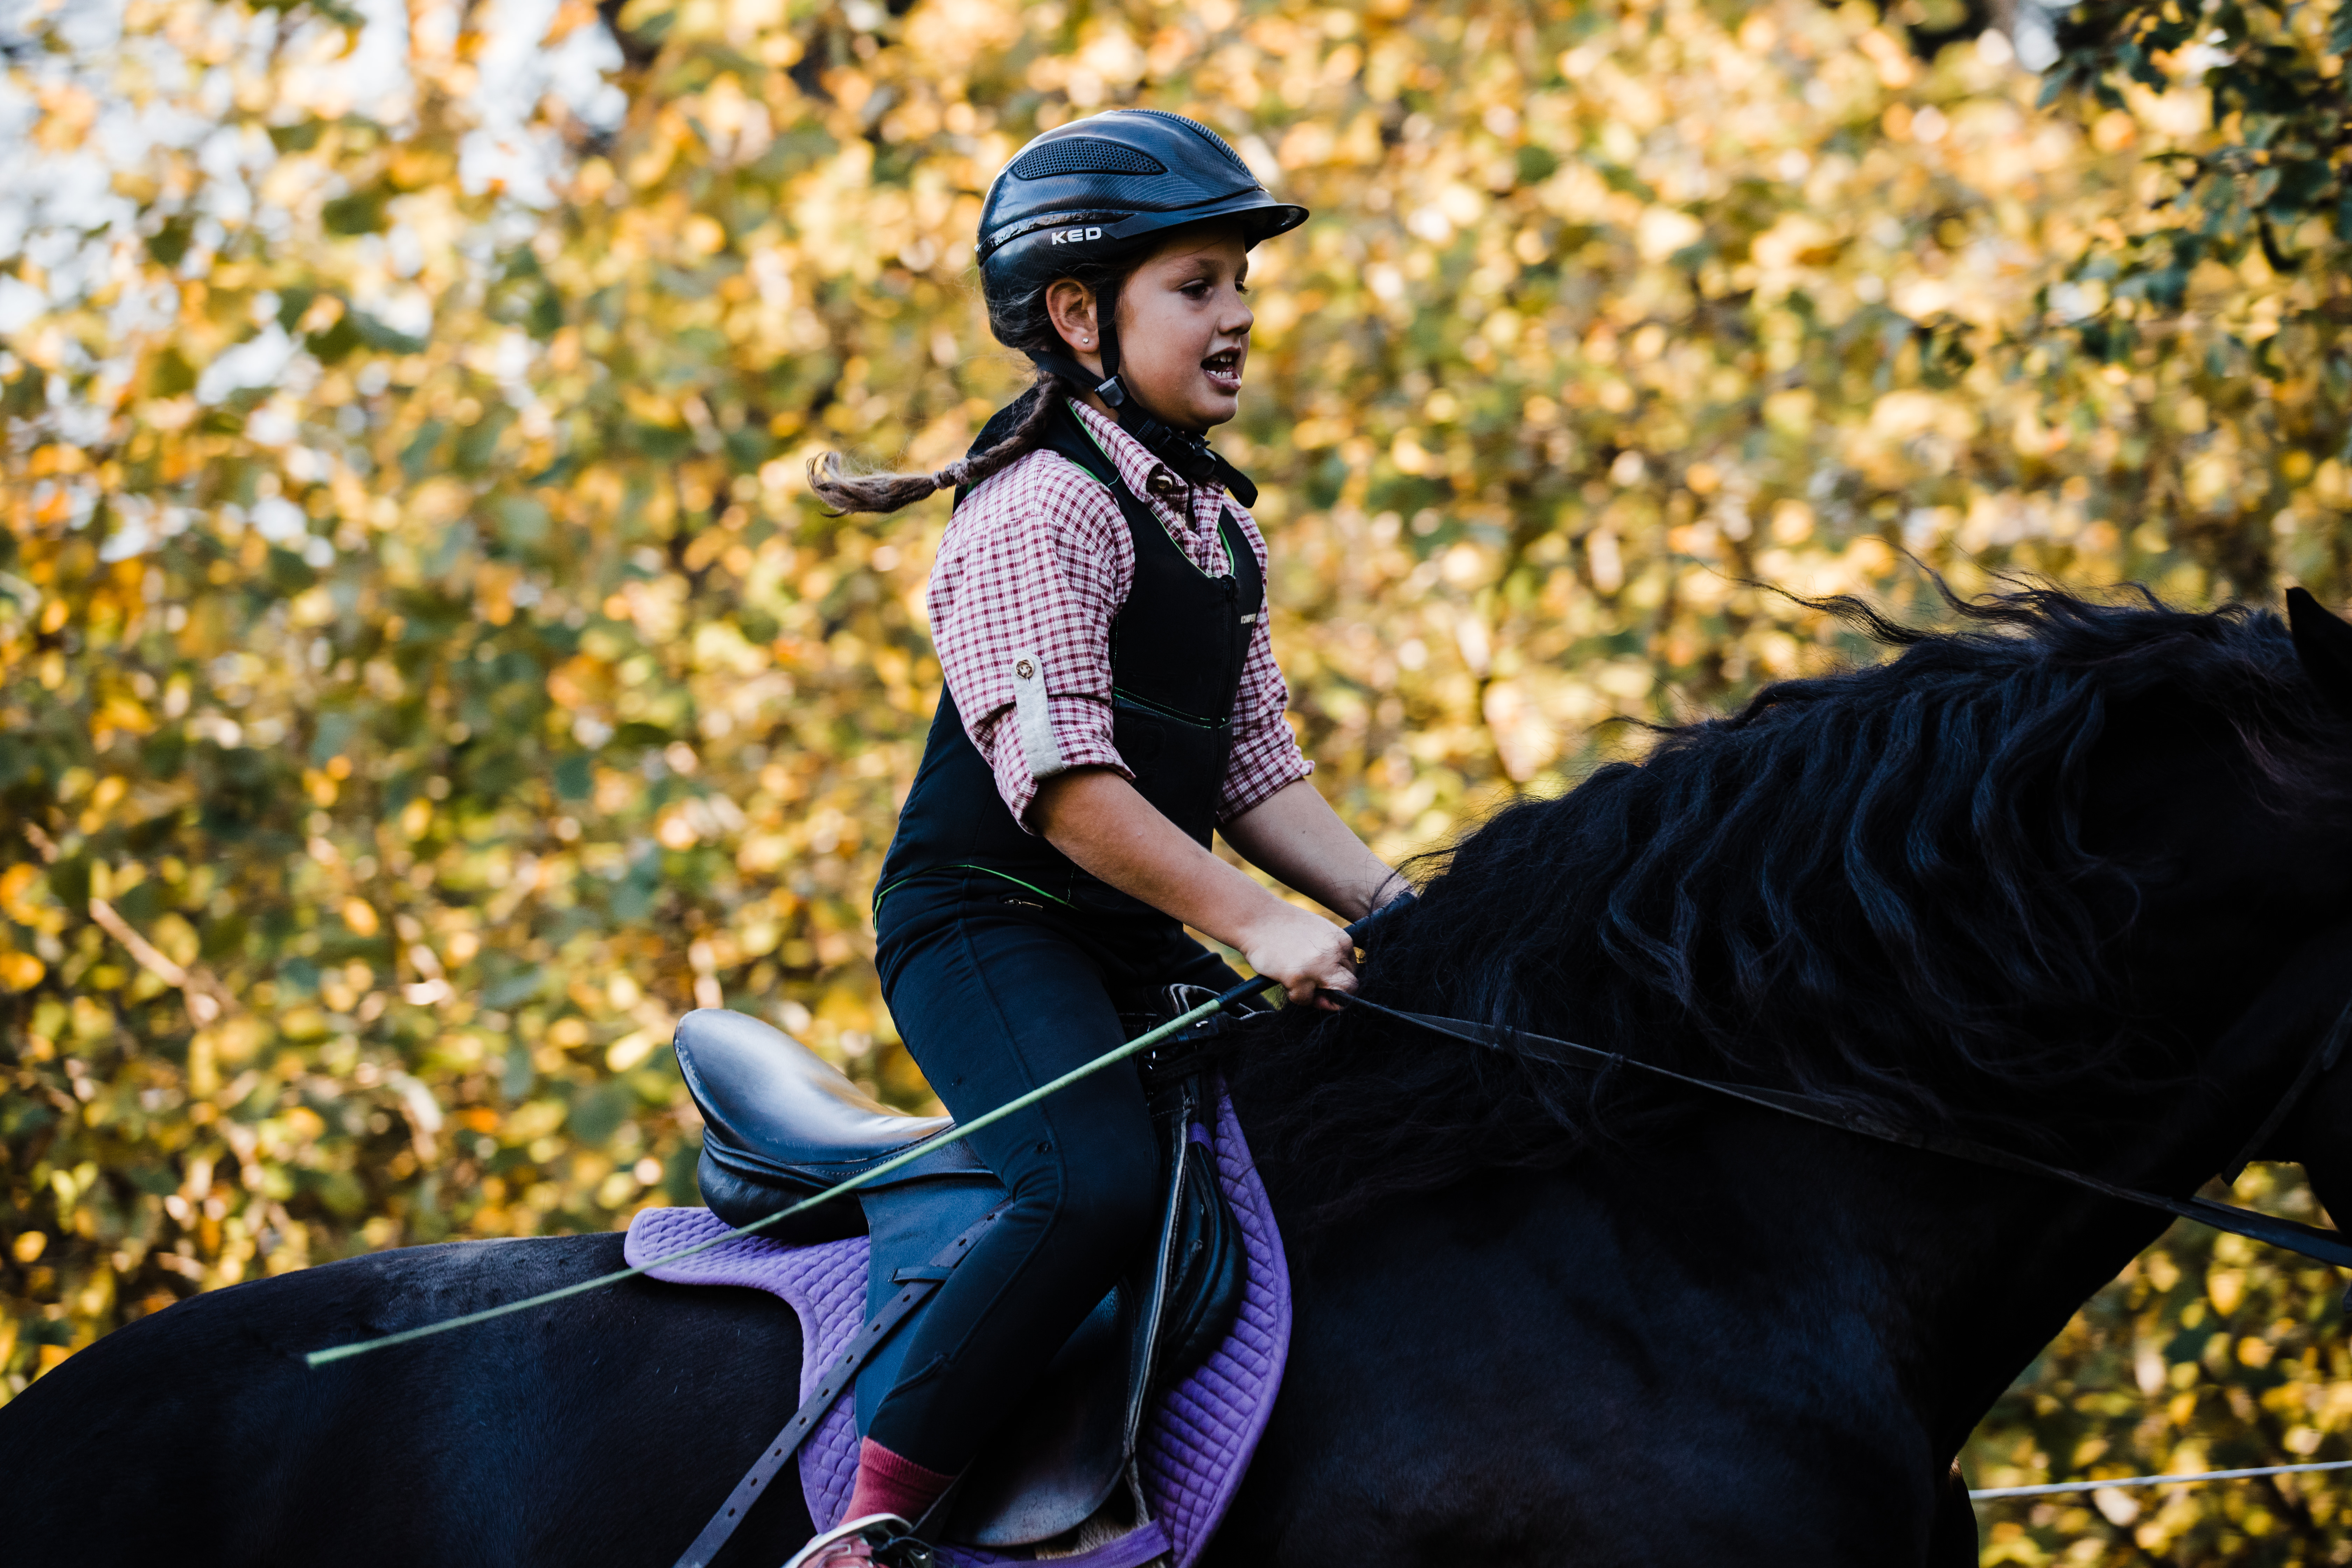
[1216,777,1402,923]
[1033,768,1364,1005]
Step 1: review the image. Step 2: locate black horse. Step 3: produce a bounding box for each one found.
[12,584,2352,1566]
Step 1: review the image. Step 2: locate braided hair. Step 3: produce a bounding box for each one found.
[807,250,1130,515]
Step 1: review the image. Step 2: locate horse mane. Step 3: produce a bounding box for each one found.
[1232,582,2352,1216]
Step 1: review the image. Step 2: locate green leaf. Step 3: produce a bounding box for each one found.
[400,419,449,481]
[554,753,594,798]
[147,345,197,399]
[276,285,319,332]
[310,710,359,766]
[268,118,324,153]
[322,188,390,236]
[483,966,547,1008]
[493,495,551,550]
[308,313,364,364]
[266,545,318,595]
[147,215,195,268]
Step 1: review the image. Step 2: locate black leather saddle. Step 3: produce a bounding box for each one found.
[674,995,1248,1550]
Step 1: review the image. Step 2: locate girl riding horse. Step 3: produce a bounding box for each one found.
[800,108,1403,1567]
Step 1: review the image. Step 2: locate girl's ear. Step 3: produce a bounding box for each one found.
[1043,278,1099,353]
[2288,586,2352,719]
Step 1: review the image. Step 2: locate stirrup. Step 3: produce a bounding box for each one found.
[781,1513,933,1568]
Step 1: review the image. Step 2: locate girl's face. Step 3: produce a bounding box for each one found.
[1047,224,1254,434]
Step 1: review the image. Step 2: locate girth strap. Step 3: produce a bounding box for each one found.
[671,1209,1003,1568]
[1335,993,2352,1273]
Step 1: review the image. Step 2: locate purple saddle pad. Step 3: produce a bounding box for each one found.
[624,1089,1290,1568]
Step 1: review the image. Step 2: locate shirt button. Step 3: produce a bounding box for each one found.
[1146,468,1182,497]
[1014,658,1035,679]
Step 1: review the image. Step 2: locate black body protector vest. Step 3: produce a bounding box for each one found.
[876,399,1266,924]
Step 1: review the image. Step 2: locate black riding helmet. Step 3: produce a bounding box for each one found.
[977,110,1307,502]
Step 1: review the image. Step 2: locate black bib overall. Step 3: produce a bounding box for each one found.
[862,399,1265,1475]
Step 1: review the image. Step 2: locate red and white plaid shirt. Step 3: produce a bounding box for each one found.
[926,397,1311,831]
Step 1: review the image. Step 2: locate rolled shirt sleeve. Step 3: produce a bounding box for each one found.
[928,444,1135,830]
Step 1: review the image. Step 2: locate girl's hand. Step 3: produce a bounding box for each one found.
[1238,900,1357,1008]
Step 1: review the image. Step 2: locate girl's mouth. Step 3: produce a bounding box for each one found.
[1202,348,1243,392]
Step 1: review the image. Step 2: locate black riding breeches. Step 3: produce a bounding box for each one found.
[867,868,1242,1477]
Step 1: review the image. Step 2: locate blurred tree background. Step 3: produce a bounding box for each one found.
[7,0,2352,1555]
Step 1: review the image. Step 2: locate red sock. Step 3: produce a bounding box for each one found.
[842,1437,957,1526]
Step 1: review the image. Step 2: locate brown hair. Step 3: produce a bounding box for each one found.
[806,371,1072,514]
[807,248,1135,515]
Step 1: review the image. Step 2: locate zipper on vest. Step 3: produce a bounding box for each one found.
[1113,688,1227,729]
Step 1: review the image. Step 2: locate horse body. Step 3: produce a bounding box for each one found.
[3,1122,1988,1566]
[12,587,2352,1566]
[0,1010,2334,1568]
[1213,1135,1955,1563]
[1,1233,823,1566]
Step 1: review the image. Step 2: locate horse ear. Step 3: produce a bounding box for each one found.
[2288,586,2352,719]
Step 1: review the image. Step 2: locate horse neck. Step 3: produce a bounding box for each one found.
[1857,924,2352,1458]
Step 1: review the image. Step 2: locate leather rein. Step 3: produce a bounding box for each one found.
[1323,989,2352,1272]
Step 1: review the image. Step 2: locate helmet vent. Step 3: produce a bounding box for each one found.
[1128,109,1253,176]
[1009,139,1168,179]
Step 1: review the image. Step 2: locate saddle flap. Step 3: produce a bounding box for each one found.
[943,1286,1138,1546]
[853,1178,1140,1547]
[855,1175,1012,1431]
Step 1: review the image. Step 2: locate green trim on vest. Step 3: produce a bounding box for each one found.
[874,863,1078,912]
[1071,407,1251,586]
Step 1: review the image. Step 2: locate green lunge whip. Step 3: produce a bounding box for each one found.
[306,897,1412,1368]
[304,976,1270,1368]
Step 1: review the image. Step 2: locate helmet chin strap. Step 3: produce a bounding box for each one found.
[1029,310,1257,506]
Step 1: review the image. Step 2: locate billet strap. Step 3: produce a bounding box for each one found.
[671,1210,1003,1568]
[1335,994,2352,1274]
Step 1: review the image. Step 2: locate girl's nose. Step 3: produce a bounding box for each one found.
[1222,290,1254,335]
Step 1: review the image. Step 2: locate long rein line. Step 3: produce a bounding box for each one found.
[1969,1459,2352,1500]
[1323,991,2352,1270]
[1321,988,2352,1505]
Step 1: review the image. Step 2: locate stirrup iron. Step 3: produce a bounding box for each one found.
[782,1513,934,1568]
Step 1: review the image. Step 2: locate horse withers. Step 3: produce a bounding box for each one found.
[10,583,2352,1566]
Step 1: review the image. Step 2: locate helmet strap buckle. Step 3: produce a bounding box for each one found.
[1027,343,1258,507]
